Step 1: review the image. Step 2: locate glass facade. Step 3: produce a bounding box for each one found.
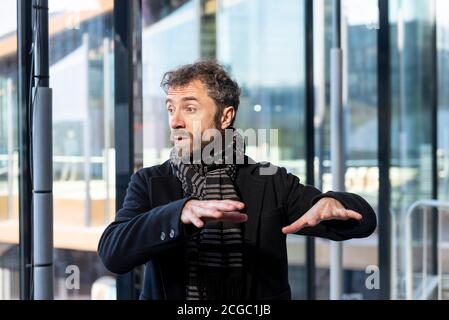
[389,0,436,299]
[313,0,379,299]
[436,0,449,299]
[0,0,19,300]
[437,0,449,203]
[0,0,447,300]
[217,0,308,299]
[141,0,200,168]
[47,0,116,299]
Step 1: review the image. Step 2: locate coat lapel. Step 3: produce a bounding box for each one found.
[236,165,266,299]
[236,168,266,245]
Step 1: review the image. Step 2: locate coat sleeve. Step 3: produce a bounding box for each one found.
[279,167,377,241]
[97,169,193,274]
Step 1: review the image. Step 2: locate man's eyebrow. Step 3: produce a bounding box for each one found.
[181,96,199,102]
[165,96,199,104]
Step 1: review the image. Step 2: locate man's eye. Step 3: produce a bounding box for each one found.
[167,107,174,114]
[186,106,196,113]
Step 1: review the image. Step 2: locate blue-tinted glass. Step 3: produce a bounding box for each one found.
[389,0,435,300]
[142,0,199,166]
[0,0,19,300]
[437,0,449,203]
[48,0,116,299]
[217,0,307,299]
[313,0,379,300]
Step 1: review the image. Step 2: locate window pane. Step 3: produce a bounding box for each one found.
[436,0,449,300]
[48,0,116,299]
[0,0,19,300]
[217,0,307,300]
[341,0,379,300]
[389,0,435,299]
[314,0,379,300]
[141,0,308,299]
[142,0,200,167]
[437,0,449,203]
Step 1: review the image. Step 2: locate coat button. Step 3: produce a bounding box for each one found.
[169,229,175,238]
[160,231,166,241]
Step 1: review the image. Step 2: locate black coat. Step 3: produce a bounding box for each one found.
[98,158,377,300]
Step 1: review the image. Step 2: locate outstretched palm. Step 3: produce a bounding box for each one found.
[282,197,362,234]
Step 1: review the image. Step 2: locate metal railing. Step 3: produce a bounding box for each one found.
[0,150,115,225]
[405,199,449,300]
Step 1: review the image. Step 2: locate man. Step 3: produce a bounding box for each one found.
[98,61,377,300]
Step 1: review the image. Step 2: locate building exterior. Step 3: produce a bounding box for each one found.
[0,0,448,300]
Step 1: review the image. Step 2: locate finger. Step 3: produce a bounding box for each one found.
[219,212,248,223]
[316,208,347,221]
[318,210,338,220]
[344,209,363,220]
[332,208,349,218]
[329,208,344,218]
[193,205,248,223]
[282,216,308,234]
[321,209,362,221]
[190,204,222,219]
[202,211,248,223]
[332,208,362,220]
[222,200,245,210]
[202,200,245,212]
[190,212,204,228]
[307,218,318,227]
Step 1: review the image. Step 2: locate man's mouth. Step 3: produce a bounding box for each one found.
[174,135,190,142]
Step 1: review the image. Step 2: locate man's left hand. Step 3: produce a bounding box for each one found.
[282,198,363,234]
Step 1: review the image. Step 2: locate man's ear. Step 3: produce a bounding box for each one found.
[221,106,236,129]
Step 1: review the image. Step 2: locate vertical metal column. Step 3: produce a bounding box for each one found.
[378,0,392,300]
[32,0,53,300]
[114,0,142,300]
[305,0,316,301]
[7,79,14,220]
[330,0,344,300]
[103,38,111,224]
[430,0,439,279]
[82,34,92,227]
[17,0,33,300]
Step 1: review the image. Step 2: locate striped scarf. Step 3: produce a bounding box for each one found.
[169,129,246,300]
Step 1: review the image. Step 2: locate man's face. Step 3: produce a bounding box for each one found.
[166,79,221,156]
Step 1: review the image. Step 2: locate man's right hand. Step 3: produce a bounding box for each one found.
[181,199,247,228]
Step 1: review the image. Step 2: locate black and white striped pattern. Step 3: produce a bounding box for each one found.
[170,141,246,300]
[184,225,244,300]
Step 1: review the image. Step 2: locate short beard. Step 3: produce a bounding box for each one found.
[173,110,230,163]
[200,116,223,151]
[213,109,223,130]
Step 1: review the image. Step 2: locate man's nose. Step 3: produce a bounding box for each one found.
[170,110,185,129]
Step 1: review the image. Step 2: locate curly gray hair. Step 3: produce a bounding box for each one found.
[161,60,241,126]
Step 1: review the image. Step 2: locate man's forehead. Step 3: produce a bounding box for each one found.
[166,79,205,97]
[167,86,196,97]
